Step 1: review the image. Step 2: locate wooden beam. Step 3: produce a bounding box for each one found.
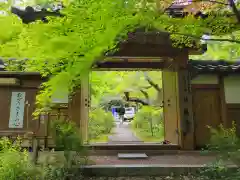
[191,84,220,89]
[92,53,188,70]
[103,57,167,62]
[93,61,166,70]
[227,104,240,109]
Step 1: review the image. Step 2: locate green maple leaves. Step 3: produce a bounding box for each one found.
[1,0,240,110]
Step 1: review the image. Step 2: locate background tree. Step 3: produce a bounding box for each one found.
[90,71,163,109]
[191,32,240,60]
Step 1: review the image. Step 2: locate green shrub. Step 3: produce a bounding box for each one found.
[207,122,240,153]
[131,106,164,140]
[0,137,43,180]
[205,122,240,165]
[0,136,86,180]
[52,119,84,151]
[0,121,88,179]
[88,108,115,141]
[51,119,88,168]
[200,122,240,180]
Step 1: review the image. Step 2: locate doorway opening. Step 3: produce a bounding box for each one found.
[86,69,180,146]
[89,71,164,144]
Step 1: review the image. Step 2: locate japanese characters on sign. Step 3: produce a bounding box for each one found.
[9,92,26,128]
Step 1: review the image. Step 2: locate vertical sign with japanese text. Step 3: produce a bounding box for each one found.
[9,92,26,128]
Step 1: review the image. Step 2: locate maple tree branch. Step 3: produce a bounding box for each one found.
[143,72,161,92]
[228,0,240,23]
[140,89,149,101]
[123,92,149,105]
[164,2,175,12]
[139,85,152,89]
[126,97,150,105]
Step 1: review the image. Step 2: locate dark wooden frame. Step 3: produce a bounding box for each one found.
[191,84,220,89]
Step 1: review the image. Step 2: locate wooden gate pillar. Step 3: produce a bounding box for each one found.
[169,51,195,150]
[163,52,195,150]
[68,90,81,127]
[80,76,89,143]
[68,76,89,143]
[176,69,195,150]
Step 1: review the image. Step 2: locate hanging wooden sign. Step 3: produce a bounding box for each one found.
[9,92,26,128]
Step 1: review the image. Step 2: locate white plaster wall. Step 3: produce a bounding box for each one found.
[224,76,240,104]
[191,75,218,84]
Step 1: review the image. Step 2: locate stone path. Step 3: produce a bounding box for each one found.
[108,122,142,144]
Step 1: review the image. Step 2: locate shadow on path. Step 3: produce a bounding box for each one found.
[108,122,143,144]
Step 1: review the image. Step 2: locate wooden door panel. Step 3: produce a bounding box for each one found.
[0,88,11,130]
[193,88,221,147]
[162,71,179,144]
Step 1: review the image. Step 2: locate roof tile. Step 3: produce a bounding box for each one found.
[189,60,240,73]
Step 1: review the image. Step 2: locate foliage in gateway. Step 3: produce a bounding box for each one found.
[131,106,164,142]
[88,108,115,142]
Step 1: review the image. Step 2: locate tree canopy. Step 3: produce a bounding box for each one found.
[1,0,240,110]
[191,31,240,60]
[90,71,163,109]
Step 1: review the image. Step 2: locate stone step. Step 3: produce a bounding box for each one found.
[80,176,195,180]
[107,141,144,144]
[81,164,238,177]
[118,153,148,159]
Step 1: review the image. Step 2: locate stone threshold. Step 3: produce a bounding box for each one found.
[81,164,238,177]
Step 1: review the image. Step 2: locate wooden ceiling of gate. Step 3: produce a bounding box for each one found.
[93,30,206,70]
[93,57,175,70]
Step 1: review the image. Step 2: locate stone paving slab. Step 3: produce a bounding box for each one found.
[108,123,142,143]
[118,153,148,159]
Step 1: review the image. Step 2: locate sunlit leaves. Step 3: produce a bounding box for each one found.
[1,0,240,111]
[191,30,240,60]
